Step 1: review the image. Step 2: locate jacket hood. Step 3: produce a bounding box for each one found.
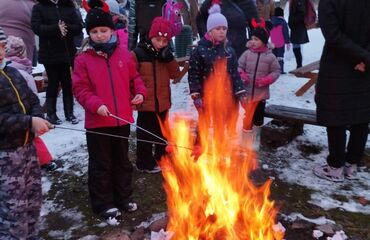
[37,0,74,6]
[271,16,286,27]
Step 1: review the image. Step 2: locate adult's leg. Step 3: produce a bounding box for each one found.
[326,125,347,168]
[44,64,62,124]
[292,44,302,68]
[59,63,78,123]
[346,123,369,165]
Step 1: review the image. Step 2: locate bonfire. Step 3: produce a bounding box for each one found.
[160,60,284,239]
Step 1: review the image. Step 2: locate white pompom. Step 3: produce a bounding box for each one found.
[208,4,221,14]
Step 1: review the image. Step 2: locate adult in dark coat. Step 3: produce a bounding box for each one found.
[31,0,82,125]
[196,0,259,58]
[313,0,370,182]
[288,0,309,68]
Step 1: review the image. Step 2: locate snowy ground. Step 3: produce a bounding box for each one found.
[36,28,370,239]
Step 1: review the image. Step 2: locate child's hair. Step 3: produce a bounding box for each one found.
[274,7,284,17]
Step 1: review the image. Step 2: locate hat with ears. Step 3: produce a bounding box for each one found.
[149,17,172,41]
[83,0,115,34]
[206,1,228,32]
[0,27,7,44]
[251,18,270,44]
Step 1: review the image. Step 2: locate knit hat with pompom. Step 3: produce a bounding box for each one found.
[206,2,228,32]
[83,0,115,34]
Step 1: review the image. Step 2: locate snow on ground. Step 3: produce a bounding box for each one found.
[37,27,370,236]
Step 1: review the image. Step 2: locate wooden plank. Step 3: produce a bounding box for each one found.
[295,74,318,96]
[289,60,320,76]
[264,104,318,125]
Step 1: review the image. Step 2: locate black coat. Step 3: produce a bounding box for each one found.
[315,0,370,126]
[197,0,258,58]
[31,0,82,65]
[288,0,309,44]
[0,66,43,150]
[188,38,246,98]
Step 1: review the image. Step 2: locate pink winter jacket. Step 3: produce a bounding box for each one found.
[238,47,280,102]
[73,43,147,129]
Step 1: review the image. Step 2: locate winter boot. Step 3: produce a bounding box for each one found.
[63,95,79,124]
[46,98,62,125]
[293,47,302,69]
[344,163,359,180]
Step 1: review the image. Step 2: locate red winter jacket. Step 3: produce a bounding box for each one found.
[72,42,147,129]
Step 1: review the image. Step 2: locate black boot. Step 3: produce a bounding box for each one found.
[63,95,79,125]
[293,47,302,68]
[278,58,285,74]
[46,98,62,125]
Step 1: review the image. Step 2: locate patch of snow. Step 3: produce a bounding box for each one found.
[284,212,336,225]
[327,230,348,240]
[151,229,175,240]
[313,230,324,239]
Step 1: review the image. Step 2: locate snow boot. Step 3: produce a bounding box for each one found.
[46,98,62,125]
[63,95,79,124]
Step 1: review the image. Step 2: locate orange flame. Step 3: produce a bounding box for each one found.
[160,60,284,240]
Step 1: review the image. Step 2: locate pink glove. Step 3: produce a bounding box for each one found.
[255,76,274,87]
[239,70,250,84]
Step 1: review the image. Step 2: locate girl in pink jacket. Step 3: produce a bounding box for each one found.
[72,0,147,221]
[238,19,280,148]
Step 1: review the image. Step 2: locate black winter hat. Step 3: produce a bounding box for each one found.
[251,18,270,44]
[274,7,284,17]
[83,0,115,34]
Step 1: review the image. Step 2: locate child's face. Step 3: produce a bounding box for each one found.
[89,27,114,43]
[151,36,169,51]
[0,43,6,64]
[249,36,264,49]
[209,26,227,42]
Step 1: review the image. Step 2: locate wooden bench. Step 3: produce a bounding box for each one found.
[289,60,320,96]
[264,104,318,125]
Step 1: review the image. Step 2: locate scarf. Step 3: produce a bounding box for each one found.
[90,35,118,57]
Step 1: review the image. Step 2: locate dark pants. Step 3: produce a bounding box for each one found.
[292,44,302,68]
[0,143,42,240]
[136,111,168,170]
[326,123,369,168]
[44,63,74,117]
[243,100,266,130]
[86,125,133,214]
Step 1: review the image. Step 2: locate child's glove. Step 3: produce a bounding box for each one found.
[239,70,250,84]
[159,46,174,63]
[255,76,274,88]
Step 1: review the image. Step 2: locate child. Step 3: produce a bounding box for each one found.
[188,4,247,150]
[132,17,182,173]
[73,0,147,221]
[238,18,280,147]
[0,27,51,239]
[270,7,291,73]
[6,35,57,171]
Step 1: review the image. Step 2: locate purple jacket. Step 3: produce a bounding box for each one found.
[238,47,280,102]
[0,0,36,61]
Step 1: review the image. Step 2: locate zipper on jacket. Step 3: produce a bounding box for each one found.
[152,60,159,112]
[106,59,120,126]
[251,52,261,101]
[1,69,30,146]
